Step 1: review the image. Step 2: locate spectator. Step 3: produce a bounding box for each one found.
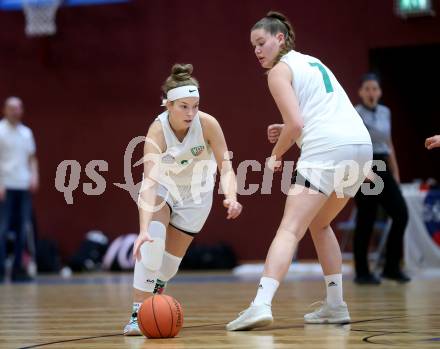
[353,74,410,285]
[0,97,39,282]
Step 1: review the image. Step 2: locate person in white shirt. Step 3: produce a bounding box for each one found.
[0,97,39,282]
[123,64,243,335]
[227,11,372,331]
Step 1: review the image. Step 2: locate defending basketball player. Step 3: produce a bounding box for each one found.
[227,12,372,331]
[124,63,242,335]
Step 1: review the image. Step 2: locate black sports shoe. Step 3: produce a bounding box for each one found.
[354,274,381,285]
[382,270,411,283]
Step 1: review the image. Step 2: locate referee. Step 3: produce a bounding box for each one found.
[353,74,410,285]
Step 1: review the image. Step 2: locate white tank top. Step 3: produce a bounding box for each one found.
[155,111,216,198]
[280,50,371,158]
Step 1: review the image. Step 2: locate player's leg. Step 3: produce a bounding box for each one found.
[154,188,212,293]
[305,144,372,323]
[262,188,327,279]
[124,195,171,336]
[310,193,349,275]
[227,185,328,331]
[153,225,195,294]
[306,192,351,324]
[125,187,211,335]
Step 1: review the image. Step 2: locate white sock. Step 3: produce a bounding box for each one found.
[253,276,280,306]
[324,274,343,306]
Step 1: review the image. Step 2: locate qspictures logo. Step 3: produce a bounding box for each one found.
[54,136,385,209]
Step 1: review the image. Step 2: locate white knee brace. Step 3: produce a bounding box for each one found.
[133,260,157,292]
[133,221,166,292]
[157,251,183,282]
[140,221,166,271]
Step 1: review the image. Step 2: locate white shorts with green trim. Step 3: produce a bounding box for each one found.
[156,184,213,234]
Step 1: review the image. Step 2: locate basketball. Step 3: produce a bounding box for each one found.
[137,295,184,338]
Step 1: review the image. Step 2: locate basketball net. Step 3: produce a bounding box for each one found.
[23,0,61,37]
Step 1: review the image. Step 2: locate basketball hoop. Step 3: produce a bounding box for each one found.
[23,0,61,37]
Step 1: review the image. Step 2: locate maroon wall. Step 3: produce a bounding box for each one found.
[1,0,439,260]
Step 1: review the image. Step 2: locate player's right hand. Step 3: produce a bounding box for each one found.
[267,124,284,143]
[223,199,243,219]
[133,231,154,262]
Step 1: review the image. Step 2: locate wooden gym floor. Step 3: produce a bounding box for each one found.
[0,272,439,349]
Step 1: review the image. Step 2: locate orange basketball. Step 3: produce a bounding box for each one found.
[138,295,184,338]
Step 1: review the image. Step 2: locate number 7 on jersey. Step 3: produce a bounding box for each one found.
[309,62,334,93]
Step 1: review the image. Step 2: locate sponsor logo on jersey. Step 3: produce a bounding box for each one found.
[191,145,205,156]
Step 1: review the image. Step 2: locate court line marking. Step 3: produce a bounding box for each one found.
[17,314,440,348]
[18,334,122,349]
[362,331,440,346]
[353,314,440,345]
[17,323,226,348]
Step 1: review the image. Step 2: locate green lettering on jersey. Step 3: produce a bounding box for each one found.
[191,145,205,156]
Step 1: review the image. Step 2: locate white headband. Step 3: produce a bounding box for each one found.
[161,85,199,106]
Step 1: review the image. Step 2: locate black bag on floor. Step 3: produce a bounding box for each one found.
[68,231,109,272]
[180,243,237,270]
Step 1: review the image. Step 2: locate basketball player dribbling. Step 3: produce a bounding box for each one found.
[124,63,242,335]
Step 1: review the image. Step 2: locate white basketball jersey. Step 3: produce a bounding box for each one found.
[280,50,371,158]
[155,111,216,197]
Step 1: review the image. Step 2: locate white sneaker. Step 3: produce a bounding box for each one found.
[226,304,273,331]
[304,301,350,324]
[123,313,142,336]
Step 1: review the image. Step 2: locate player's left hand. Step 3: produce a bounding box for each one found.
[223,199,242,219]
[267,124,284,143]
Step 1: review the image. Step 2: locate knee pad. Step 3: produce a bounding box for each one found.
[157,252,183,282]
[133,259,157,292]
[140,221,166,271]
